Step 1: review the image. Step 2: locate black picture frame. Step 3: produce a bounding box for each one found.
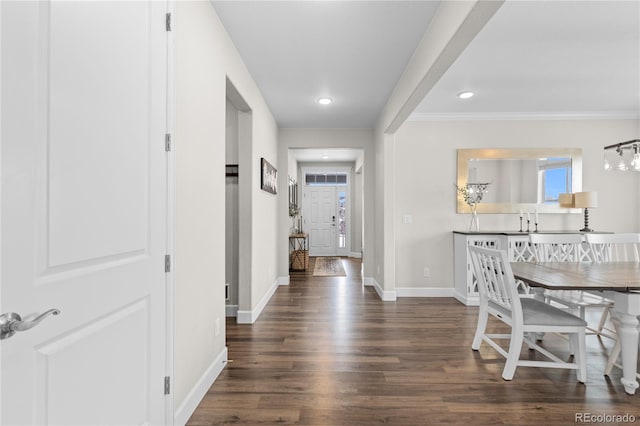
[260,157,277,194]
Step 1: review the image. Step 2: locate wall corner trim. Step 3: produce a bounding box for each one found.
[174,347,228,426]
[364,277,397,301]
[277,276,290,286]
[453,290,479,307]
[225,304,239,317]
[237,277,281,324]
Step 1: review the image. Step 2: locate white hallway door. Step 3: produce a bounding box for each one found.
[306,186,337,256]
[1,1,169,425]
[304,186,349,257]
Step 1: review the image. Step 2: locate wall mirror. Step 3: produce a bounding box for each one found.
[457,148,582,214]
[288,176,299,214]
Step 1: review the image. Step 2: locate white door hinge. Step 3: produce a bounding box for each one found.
[166,13,172,32]
[165,133,172,152]
[165,255,171,273]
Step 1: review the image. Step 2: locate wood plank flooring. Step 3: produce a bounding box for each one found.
[188,257,640,425]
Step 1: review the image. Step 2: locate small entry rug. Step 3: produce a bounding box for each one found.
[313,257,347,277]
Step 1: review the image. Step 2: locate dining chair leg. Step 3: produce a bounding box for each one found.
[472,304,488,351]
[579,306,586,321]
[525,332,536,350]
[574,330,587,383]
[502,328,524,381]
[568,334,576,356]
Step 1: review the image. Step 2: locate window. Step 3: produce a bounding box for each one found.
[305,173,348,186]
[337,191,346,249]
[539,158,572,204]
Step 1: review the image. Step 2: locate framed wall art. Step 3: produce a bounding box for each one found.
[260,157,277,194]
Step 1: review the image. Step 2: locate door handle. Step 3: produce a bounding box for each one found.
[0,309,60,340]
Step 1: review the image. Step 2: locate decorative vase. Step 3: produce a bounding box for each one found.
[456,182,489,233]
[469,205,480,232]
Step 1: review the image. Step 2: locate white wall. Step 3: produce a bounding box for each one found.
[354,167,363,258]
[393,118,640,290]
[372,1,502,298]
[288,149,298,179]
[247,108,280,321]
[174,1,279,422]
[278,129,375,279]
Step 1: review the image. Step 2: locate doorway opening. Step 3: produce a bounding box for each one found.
[225,79,252,323]
[302,167,351,257]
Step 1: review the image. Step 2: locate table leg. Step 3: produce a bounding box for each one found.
[611,310,640,395]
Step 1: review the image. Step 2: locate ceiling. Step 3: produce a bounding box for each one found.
[289,148,363,163]
[213,1,640,162]
[414,0,640,119]
[213,1,440,128]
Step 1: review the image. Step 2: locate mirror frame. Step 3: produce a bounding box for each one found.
[457,148,582,214]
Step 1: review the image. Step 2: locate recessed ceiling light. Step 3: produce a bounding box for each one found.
[317,97,333,105]
[458,91,474,99]
[322,155,329,160]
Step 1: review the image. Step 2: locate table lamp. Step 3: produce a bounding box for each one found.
[573,191,597,232]
[558,193,574,208]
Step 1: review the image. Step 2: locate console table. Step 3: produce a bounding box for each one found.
[452,230,611,306]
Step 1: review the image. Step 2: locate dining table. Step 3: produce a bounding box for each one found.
[511,261,640,395]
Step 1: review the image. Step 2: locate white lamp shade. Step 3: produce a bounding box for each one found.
[574,191,598,208]
[558,193,574,208]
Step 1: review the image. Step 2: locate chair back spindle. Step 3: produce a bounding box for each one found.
[469,245,520,320]
[586,233,640,263]
[529,233,584,262]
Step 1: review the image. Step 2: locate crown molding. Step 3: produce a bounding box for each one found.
[407,111,640,122]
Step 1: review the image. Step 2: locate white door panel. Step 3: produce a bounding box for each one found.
[305,186,336,256]
[1,1,168,424]
[36,301,149,425]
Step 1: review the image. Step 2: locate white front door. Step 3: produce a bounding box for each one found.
[305,186,337,256]
[1,1,169,424]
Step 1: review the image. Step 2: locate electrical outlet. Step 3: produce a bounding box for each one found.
[423,267,430,277]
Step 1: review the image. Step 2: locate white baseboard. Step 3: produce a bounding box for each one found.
[396,287,455,298]
[236,310,252,324]
[237,277,280,324]
[366,280,457,300]
[349,251,362,258]
[174,346,228,426]
[364,277,396,301]
[225,304,238,317]
[453,290,479,306]
[277,275,290,286]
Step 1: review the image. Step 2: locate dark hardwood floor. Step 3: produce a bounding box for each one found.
[188,257,640,425]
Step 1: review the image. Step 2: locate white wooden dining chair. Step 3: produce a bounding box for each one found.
[585,232,640,378]
[586,233,640,263]
[529,233,613,338]
[469,245,587,382]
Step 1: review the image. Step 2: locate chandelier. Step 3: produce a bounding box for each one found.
[604,139,640,171]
